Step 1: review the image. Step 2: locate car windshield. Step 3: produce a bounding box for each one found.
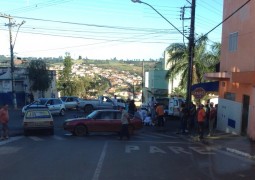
[60,97,67,101]
[86,111,98,119]
[39,99,48,105]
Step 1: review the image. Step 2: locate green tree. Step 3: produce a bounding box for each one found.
[58,54,74,96]
[165,35,221,93]
[27,60,51,95]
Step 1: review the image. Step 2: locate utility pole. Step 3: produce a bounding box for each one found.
[1,13,25,109]
[186,0,196,106]
[7,18,17,109]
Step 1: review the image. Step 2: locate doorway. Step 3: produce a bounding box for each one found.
[241,95,250,136]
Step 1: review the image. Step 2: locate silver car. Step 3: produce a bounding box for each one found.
[22,98,66,116]
[60,96,79,110]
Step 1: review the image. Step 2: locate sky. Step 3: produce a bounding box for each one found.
[0,0,223,60]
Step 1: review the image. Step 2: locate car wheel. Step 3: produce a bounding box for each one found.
[59,109,65,116]
[84,105,93,113]
[74,125,87,136]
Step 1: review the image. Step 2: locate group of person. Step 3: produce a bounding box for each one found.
[179,101,217,140]
[118,96,165,140]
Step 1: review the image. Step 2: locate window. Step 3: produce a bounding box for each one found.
[224,92,236,101]
[228,32,238,52]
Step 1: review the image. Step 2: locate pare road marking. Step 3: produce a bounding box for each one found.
[125,145,216,155]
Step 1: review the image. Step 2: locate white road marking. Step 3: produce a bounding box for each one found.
[53,135,65,140]
[92,141,108,180]
[29,136,44,141]
[139,134,161,139]
[0,146,22,155]
[0,136,23,146]
[150,133,178,138]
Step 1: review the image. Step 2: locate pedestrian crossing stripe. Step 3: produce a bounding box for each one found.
[0,136,24,146]
[29,136,44,141]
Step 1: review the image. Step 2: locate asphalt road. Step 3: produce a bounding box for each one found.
[1,109,255,180]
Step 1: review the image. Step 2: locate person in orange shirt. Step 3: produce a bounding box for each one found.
[156,103,165,127]
[197,104,206,140]
[0,104,9,140]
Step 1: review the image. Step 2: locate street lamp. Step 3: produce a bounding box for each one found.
[131,0,195,106]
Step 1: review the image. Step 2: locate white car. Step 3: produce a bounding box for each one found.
[60,96,79,110]
[22,98,66,116]
[23,107,54,135]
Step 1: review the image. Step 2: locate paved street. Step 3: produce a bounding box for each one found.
[1,108,255,180]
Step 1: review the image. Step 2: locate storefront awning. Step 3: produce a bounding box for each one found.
[191,81,219,92]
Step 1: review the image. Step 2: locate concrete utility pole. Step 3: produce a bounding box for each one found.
[1,13,25,109]
[186,0,196,107]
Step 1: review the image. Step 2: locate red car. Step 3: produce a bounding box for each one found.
[63,110,143,136]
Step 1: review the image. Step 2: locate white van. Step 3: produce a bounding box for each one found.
[156,97,185,117]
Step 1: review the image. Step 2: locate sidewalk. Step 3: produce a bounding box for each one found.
[158,118,255,160]
[199,130,255,160]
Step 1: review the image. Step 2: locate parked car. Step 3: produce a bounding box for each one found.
[23,107,54,135]
[60,96,79,110]
[22,98,66,116]
[63,109,143,136]
[77,96,115,113]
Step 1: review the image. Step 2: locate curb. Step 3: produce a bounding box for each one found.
[226,147,255,160]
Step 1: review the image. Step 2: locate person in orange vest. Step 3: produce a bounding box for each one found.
[0,104,9,140]
[197,104,206,140]
[156,103,165,127]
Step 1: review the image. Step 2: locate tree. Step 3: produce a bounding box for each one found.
[58,54,74,96]
[165,35,221,92]
[27,60,51,95]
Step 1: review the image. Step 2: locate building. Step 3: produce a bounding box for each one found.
[143,51,182,103]
[205,0,255,140]
[0,67,57,107]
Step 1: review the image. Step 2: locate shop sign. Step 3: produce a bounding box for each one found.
[192,87,206,99]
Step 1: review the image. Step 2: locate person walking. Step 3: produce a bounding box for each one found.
[197,104,206,140]
[208,103,217,136]
[0,104,9,140]
[119,106,130,140]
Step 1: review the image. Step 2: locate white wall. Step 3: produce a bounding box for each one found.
[217,98,242,134]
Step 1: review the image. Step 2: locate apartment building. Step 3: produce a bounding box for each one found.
[205,0,255,140]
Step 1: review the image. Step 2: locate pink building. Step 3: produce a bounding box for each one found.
[205,0,255,140]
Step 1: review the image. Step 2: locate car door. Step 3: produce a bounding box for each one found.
[53,99,63,114]
[46,99,56,114]
[90,111,113,132]
[110,111,122,131]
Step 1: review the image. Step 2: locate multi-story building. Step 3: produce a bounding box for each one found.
[205,0,255,140]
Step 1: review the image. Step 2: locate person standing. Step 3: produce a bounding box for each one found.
[188,103,196,134]
[208,103,216,136]
[128,100,137,118]
[119,106,130,140]
[0,104,9,140]
[148,97,157,121]
[112,95,118,109]
[156,103,165,127]
[197,104,206,140]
